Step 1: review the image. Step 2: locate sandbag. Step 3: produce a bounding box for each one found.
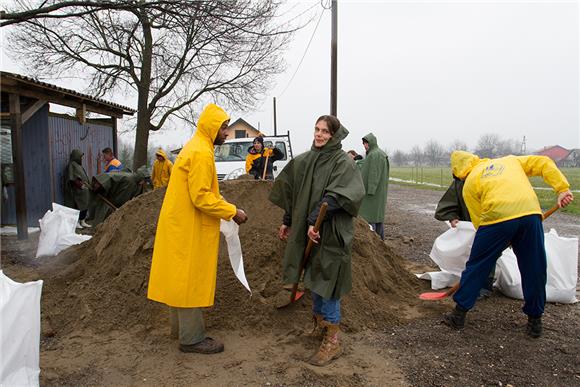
[220,220,251,294]
[0,271,43,387]
[495,229,578,304]
[429,221,475,276]
[36,203,92,258]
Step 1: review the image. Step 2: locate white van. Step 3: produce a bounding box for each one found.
[214,131,294,180]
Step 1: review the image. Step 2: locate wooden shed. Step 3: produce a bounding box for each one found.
[1,71,135,239]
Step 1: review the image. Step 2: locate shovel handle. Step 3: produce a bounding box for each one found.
[262,153,270,180]
[290,202,328,302]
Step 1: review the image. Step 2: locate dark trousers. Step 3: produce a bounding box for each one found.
[79,209,87,220]
[453,215,546,317]
[370,222,384,240]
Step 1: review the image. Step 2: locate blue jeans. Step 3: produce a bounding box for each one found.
[370,222,384,240]
[453,215,546,317]
[312,292,341,323]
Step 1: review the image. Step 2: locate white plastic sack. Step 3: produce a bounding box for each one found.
[429,221,475,276]
[495,229,578,304]
[0,271,43,387]
[220,220,251,294]
[36,203,92,258]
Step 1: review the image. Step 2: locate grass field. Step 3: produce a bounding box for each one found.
[389,167,580,215]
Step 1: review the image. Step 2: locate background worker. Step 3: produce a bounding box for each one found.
[270,115,365,367]
[358,133,390,240]
[88,166,150,225]
[443,151,573,338]
[101,147,123,173]
[63,149,91,229]
[147,104,247,355]
[152,148,173,189]
[435,175,495,298]
[245,136,283,180]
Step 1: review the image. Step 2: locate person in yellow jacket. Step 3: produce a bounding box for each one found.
[152,148,173,188]
[245,136,283,180]
[442,151,573,338]
[147,104,248,354]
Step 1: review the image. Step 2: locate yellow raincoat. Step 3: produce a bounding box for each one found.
[147,104,237,307]
[152,148,173,188]
[451,151,570,229]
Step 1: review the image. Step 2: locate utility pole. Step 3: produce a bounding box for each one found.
[520,136,527,155]
[273,97,278,136]
[330,0,338,116]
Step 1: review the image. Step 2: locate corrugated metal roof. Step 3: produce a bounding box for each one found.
[1,71,135,114]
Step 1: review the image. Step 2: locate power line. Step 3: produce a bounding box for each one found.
[278,5,327,98]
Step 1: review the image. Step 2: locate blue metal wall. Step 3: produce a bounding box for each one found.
[1,104,51,226]
[49,115,114,205]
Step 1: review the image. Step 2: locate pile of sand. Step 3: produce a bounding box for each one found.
[39,180,421,336]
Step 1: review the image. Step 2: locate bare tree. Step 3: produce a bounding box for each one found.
[410,145,424,167]
[6,0,300,168]
[423,139,445,167]
[475,133,501,158]
[448,139,469,152]
[391,149,407,166]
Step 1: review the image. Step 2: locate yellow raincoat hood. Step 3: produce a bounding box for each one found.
[196,103,229,145]
[451,151,482,180]
[155,148,168,160]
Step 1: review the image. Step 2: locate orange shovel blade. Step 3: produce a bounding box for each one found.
[419,291,449,300]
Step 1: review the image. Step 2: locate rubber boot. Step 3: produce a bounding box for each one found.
[305,314,326,338]
[308,323,342,366]
[526,316,542,338]
[442,305,467,330]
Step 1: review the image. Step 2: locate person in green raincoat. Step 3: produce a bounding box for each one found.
[63,149,91,228]
[358,133,389,240]
[87,166,151,225]
[269,115,365,367]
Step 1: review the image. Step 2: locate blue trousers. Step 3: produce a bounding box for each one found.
[312,292,341,324]
[370,222,385,240]
[453,215,546,318]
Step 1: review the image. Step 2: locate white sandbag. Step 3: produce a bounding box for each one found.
[429,221,475,276]
[36,203,92,258]
[0,271,43,387]
[220,220,251,294]
[417,271,460,290]
[495,229,578,304]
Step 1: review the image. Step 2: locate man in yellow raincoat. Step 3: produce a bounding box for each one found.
[148,104,248,354]
[442,151,573,338]
[152,148,173,188]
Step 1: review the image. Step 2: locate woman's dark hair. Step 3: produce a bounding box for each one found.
[316,115,341,136]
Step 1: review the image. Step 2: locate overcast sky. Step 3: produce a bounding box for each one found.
[2,0,579,156]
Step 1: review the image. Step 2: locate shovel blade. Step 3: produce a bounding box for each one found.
[276,290,305,309]
[419,291,449,300]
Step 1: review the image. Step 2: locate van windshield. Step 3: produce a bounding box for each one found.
[215,141,253,161]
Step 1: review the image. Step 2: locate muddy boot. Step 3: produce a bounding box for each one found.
[308,323,342,366]
[305,314,326,337]
[526,316,542,338]
[442,305,467,330]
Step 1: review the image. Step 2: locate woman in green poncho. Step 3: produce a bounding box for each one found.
[269,115,365,367]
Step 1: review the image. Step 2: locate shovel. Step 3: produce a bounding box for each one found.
[261,152,271,180]
[277,202,328,308]
[419,203,560,301]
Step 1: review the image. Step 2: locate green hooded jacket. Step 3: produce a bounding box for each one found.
[89,166,150,225]
[358,133,389,223]
[269,125,365,299]
[63,149,90,211]
[434,177,471,222]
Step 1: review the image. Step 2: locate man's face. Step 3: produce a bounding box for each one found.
[156,155,164,162]
[253,141,263,151]
[214,120,230,145]
[363,141,369,152]
[103,153,113,162]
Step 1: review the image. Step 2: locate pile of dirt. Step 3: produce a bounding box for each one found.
[38,180,421,337]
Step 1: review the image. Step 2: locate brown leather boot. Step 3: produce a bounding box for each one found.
[305,314,326,337]
[308,323,342,366]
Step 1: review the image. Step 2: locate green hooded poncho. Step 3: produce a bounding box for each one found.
[89,166,150,225]
[358,133,389,223]
[63,149,90,211]
[434,177,471,222]
[269,125,365,300]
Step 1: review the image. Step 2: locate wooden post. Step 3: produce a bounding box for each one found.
[9,93,28,240]
[330,0,338,116]
[273,97,278,136]
[112,117,118,156]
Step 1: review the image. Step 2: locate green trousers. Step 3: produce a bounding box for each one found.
[170,307,206,346]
